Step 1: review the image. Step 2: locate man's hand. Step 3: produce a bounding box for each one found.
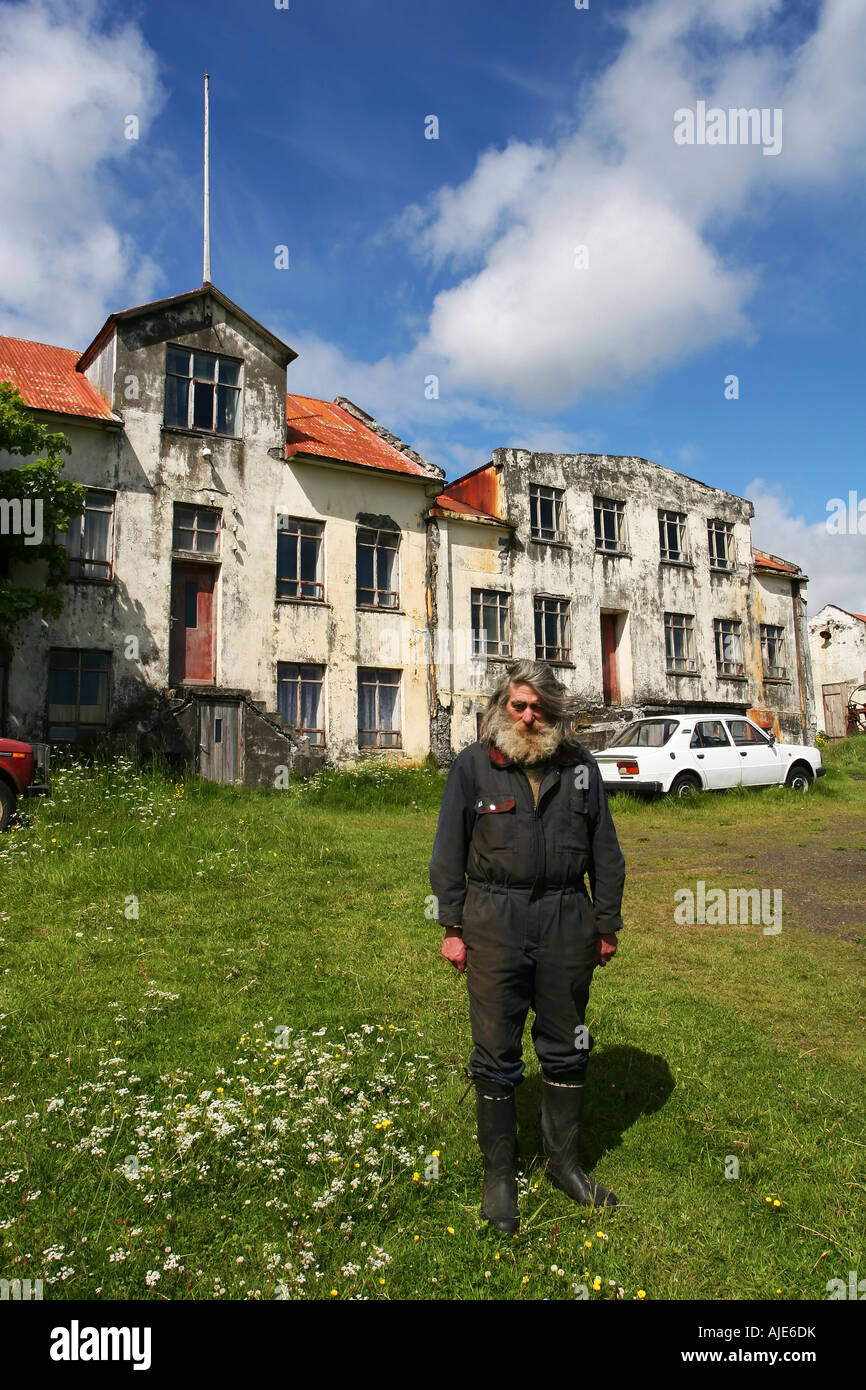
[441,926,466,973]
[594,933,618,967]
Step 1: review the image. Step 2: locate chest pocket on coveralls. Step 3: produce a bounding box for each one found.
[562,789,591,852]
[473,796,516,852]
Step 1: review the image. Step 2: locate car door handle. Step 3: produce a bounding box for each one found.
[739,751,747,757]
[696,753,705,759]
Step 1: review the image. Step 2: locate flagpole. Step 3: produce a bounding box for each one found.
[203,72,211,284]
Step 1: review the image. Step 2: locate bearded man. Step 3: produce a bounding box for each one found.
[428,660,626,1234]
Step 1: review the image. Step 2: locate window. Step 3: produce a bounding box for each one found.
[690,719,732,749]
[760,624,787,678]
[708,519,735,569]
[530,484,566,542]
[164,346,241,436]
[659,510,689,562]
[593,496,628,552]
[356,528,399,608]
[664,612,697,673]
[714,618,745,677]
[607,719,678,748]
[277,663,325,745]
[471,590,511,657]
[277,517,323,600]
[535,597,571,662]
[173,504,221,555]
[358,668,401,748]
[48,649,110,741]
[62,489,115,580]
[727,719,770,747]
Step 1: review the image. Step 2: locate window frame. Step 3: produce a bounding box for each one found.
[172,503,222,557]
[357,667,402,749]
[163,344,243,438]
[276,662,326,745]
[471,589,512,658]
[530,483,567,543]
[713,617,745,678]
[62,488,116,582]
[534,595,571,663]
[659,509,689,564]
[593,496,628,553]
[356,527,400,609]
[47,647,111,742]
[277,516,324,601]
[760,623,788,679]
[707,518,735,570]
[664,611,697,674]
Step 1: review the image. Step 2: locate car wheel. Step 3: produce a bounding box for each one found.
[0,780,15,833]
[785,763,814,792]
[669,771,702,799]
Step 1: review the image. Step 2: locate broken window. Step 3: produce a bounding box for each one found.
[277,517,324,600]
[664,612,697,673]
[358,668,402,748]
[277,663,325,744]
[61,489,115,580]
[659,510,689,562]
[471,590,511,657]
[593,496,627,551]
[530,484,566,542]
[48,649,110,741]
[172,504,221,555]
[708,518,735,569]
[760,624,788,678]
[713,618,745,676]
[164,345,241,436]
[356,528,399,608]
[534,596,571,662]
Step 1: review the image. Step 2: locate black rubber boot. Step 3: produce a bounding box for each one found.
[474,1085,519,1234]
[541,1076,618,1209]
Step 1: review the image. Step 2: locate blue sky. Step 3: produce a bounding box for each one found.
[0,0,864,610]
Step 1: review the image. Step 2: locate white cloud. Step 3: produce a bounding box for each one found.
[0,0,165,346]
[747,477,866,616]
[399,0,866,410]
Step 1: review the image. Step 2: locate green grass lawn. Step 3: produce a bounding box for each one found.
[0,737,864,1301]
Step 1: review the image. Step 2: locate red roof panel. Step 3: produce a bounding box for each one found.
[0,336,117,422]
[285,394,435,478]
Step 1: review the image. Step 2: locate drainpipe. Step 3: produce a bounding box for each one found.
[791,580,807,742]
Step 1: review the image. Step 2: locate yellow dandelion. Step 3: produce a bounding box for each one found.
[378,1277,385,1285]
[432,1149,440,1158]
[637,1290,646,1299]
[773,1199,781,1207]
[330,1289,338,1297]
[414,1235,420,1242]
[447,1227,455,1235]
[412,1173,420,1182]
[584,1240,592,1248]
[521,1276,529,1285]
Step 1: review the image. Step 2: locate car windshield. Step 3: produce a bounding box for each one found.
[606,719,679,748]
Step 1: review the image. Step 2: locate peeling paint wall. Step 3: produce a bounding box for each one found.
[1,293,433,764]
[808,605,866,733]
[433,449,814,756]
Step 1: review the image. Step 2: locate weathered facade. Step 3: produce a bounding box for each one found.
[0,282,817,781]
[808,605,866,736]
[427,451,815,752]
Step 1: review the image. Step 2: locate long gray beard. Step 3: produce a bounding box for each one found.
[487,704,565,766]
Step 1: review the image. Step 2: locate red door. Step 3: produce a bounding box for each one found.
[600,613,620,706]
[170,564,216,684]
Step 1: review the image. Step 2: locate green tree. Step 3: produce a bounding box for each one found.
[0,381,86,659]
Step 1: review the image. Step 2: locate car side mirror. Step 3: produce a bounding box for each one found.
[767,732,775,745]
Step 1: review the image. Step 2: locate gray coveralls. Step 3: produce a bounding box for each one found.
[429,738,626,1093]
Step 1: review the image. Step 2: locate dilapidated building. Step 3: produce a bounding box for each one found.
[0,282,816,780]
[426,450,815,752]
[808,605,866,736]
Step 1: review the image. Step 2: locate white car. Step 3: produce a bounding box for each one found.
[595,713,825,798]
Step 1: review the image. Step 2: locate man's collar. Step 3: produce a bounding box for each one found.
[488,741,583,768]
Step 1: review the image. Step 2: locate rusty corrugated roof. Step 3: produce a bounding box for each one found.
[285,394,437,478]
[752,548,799,573]
[0,336,118,422]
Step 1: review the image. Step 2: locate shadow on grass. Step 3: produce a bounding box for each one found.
[515,1045,674,1173]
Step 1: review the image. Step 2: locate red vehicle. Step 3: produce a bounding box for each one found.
[0,738,51,831]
